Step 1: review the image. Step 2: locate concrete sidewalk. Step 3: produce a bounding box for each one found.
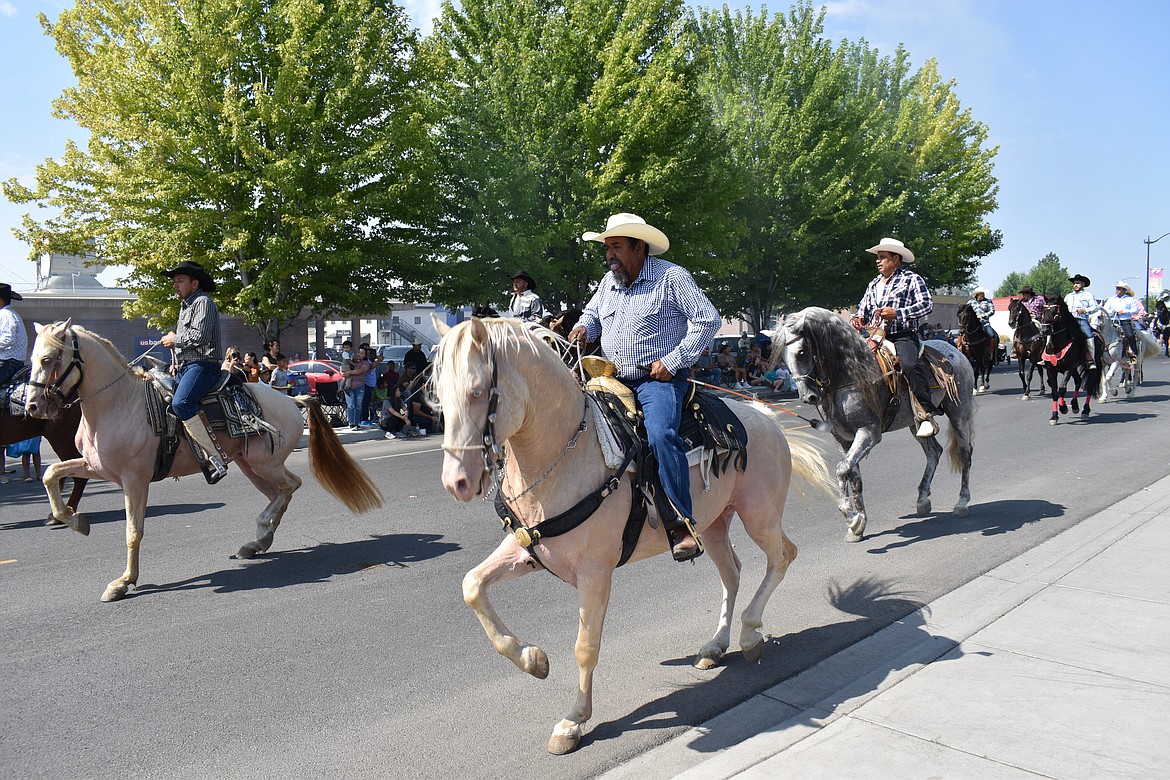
[605,474,1170,779]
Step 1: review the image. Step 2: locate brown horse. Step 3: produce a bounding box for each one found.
[1008,298,1047,398]
[1,398,88,518]
[24,320,382,602]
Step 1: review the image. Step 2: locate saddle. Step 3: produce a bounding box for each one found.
[871,338,961,432]
[142,359,276,482]
[1,367,32,417]
[494,359,749,574]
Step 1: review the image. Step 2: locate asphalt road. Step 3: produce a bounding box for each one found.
[2,356,1169,779]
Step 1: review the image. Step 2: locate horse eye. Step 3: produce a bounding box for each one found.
[471,389,484,400]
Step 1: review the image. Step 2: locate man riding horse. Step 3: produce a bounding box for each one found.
[568,213,720,562]
[965,287,998,346]
[1103,280,1144,365]
[1064,273,1099,371]
[851,237,937,438]
[159,261,229,483]
[0,282,28,388]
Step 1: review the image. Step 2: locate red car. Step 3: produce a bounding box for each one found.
[287,359,343,393]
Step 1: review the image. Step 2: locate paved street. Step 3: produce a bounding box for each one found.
[2,357,1169,779]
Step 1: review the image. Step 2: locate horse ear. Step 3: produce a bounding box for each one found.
[467,316,489,345]
[431,313,449,337]
[61,317,73,331]
[34,322,45,335]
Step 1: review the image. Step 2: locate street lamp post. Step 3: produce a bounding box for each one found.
[1145,231,1170,305]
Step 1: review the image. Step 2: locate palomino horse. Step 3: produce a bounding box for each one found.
[2,396,88,517]
[1038,300,1100,424]
[1091,311,1160,399]
[1007,298,1047,399]
[431,317,833,755]
[773,308,977,542]
[24,320,382,602]
[956,303,994,393]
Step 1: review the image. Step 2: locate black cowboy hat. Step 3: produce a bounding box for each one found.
[162,260,217,293]
[1068,274,1091,287]
[511,270,536,290]
[0,283,23,301]
[1018,285,1036,295]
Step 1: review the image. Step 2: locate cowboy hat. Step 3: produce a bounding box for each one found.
[582,213,670,256]
[1113,280,1134,294]
[510,270,536,290]
[162,260,217,293]
[0,283,23,301]
[971,287,989,297]
[1068,274,1091,286]
[866,237,915,263]
[1159,290,1170,300]
[1018,285,1036,295]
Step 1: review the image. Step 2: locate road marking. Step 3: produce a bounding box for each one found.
[1,559,17,565]
[362,447,443,462]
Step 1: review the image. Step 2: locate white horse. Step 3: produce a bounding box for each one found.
[24,320,382,602]
[431,316,834,755]
[1092,312,1161,399]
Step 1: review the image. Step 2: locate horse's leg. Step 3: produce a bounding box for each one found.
[837,432,877,542]
[463,537,548,678]
[42,459,101,535]
[695,509,739,670]
[913,432,943,516]
[548,567,613,755]
[1017,351,1028,397]
[735,506,798,664]
[233,456,301,559]
[103,477,149,602]
[947,408,974,517]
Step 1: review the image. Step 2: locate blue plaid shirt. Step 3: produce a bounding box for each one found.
[857,266,933,335]
[578,256,720,380]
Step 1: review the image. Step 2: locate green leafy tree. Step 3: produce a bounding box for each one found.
[994,271,1028,298]
[1027,252,1072,299]
[4,0,432,339]
[422,0,739,311]
[695,2,1001,328]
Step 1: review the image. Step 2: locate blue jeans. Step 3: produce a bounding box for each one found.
[626,371,692,522]
[173,361,221,421]
[1074,317,1093,341]
[346,387,364,427]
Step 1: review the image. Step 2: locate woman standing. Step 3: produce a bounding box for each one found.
[342,346,372,431]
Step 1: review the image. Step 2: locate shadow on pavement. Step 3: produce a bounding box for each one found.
[132,532,460,597]
[864,498,1066,553]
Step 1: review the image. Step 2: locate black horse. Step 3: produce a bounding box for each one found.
[1008,298,1047,398]
[957,303,995,393]
[1038,298,1100,425]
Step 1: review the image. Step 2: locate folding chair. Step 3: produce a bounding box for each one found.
[313,381,348,427]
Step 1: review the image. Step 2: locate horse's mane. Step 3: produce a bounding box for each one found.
[785,308,882,411]
[429,317,574,410]
[40,321,154,379]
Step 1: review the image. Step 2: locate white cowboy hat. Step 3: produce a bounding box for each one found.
[972,287,989,296]
[866,237,915,263]
[582,213,670,256]
[1113,280,1134,294]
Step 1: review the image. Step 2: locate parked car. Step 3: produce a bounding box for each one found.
[371,344,414,366]
[287,359,343,393]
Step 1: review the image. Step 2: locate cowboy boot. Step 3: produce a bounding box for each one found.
[669,516,704,562]
[182,413,229,484]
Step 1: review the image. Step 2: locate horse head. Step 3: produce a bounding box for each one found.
[25,318,82,419]
[778,308,880,409]
[1008,298,1026,328]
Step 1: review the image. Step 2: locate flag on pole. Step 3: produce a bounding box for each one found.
[1150,267,1164,296]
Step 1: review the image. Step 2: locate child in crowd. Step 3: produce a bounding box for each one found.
[269,354,292,394]
[3,436,42,484]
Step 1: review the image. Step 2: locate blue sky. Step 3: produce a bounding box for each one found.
[2,0,1168,299]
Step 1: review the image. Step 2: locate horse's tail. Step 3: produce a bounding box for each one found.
[946,407,974,473]
[298,396,383,513]
[783,427,837,500]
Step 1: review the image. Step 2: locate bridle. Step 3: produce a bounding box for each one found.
[780,333,829,396]
[28,330,85,408]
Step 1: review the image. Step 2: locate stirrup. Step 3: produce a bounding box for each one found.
[670,517,705,563]
[914,416,938,439]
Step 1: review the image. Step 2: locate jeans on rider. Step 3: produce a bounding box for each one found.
[172,360,221,420]
[983,322,997,342]
[626,371,693,523]
[1117,319,1138,360]
[1074,317,1096,366]
[889,332,934,414]
[0,357,25,388]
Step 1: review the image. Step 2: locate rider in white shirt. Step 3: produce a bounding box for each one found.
[1103,280,1143,363]
[1064,274,1099,370]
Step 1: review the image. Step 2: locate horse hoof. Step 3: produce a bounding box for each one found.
[917,500,932,516]
[235,543,261,559]
[844,530,864,543]
[1080,408,1090,418]
[1049,417,1058,426]
[45,516,65,527]
[101,584,128,602]
[695,653,722,671]
[547,730,581,755]
[953,504,969,518]
[522,646,550,679]
[742,639,765,664]
[65,512,90,536]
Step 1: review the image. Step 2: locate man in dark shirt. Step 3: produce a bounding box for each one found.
[402,340,429,375]
[160,261,228,483]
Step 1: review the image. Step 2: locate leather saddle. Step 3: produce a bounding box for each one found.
[141,358,274,482]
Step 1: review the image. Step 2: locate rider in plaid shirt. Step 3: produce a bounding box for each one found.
[852,238,937,438]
